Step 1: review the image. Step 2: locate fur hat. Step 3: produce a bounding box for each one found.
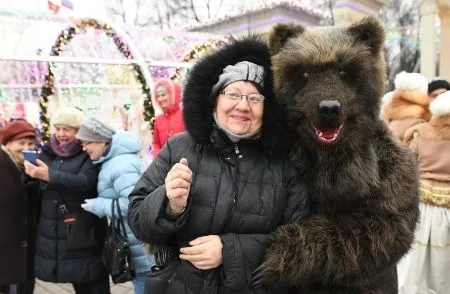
[393,71,429,105]
[381,91,393,105]
[76,117,116,143]
[428,79,450,95]
[51,107,85,129]
[382,72,431,121]
[0,120,36,144]
[429,91,450,117]
[183,35,290,156]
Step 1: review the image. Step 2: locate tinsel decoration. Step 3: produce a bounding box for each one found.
[39,18,154,141]
[171,38,229,82]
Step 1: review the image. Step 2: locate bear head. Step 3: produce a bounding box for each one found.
[269,16,386,147]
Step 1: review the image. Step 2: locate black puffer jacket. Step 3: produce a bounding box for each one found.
[128,36,310,294]
[34,143,108,283]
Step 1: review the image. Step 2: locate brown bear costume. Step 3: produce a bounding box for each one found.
[254,17,420,294]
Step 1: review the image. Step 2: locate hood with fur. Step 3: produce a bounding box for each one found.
[153,78,182,114]
[383,72,431,121]
[182,36,290,156]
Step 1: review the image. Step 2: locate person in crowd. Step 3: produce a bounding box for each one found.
[397,90,450,294]
[428,78,450,101]
[24,107,110,294]
[76,117,154,294]
[127,37,310,294]
[0,120,39,294]
[382,71,431,142]
[151,78,185,157]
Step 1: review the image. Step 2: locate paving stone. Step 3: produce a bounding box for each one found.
[35,279,134,294]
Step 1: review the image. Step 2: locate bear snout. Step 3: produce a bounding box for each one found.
[317,100,341,123]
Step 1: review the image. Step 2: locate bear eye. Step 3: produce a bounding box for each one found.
[303,72,310,79]
[338,69,346,77]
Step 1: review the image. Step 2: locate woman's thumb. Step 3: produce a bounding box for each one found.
[180,158,188,166]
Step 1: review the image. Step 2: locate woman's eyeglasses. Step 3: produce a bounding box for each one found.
[220,91,265,104]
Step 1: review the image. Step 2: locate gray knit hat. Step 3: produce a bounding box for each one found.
[211,61,265,97]
[76,117,116,143]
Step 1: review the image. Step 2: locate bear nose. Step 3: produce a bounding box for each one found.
[317,100,341,121]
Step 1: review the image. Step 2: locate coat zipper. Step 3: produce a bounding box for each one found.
[232,144,242,205]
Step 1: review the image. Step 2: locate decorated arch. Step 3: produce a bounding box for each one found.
[170,37,230,83]
[39,18,154,141]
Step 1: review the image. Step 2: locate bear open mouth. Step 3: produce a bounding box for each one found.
[312,124,344,144]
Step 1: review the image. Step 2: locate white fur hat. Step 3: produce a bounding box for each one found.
[394,71,428,92]
[429,91,450,116]
[51,107,85,129]
[381,91,393,105]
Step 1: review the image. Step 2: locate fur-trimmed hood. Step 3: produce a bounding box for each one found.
[382,98,431,122]
[403,92,450,143]
[182,36,290,156]
[419,91,450,140]
[153,78,181,114]
[383,71,431,122]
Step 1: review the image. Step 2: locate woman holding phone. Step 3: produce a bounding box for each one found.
[24,107,110,294]
[0,119,39,294]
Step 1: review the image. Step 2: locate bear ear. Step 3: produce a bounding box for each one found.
[346,16,385,54]
[269,23,305,55]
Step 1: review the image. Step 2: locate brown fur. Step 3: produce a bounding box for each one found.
[414,115,450,140]
[383,97,431,122]
[392,89,430,105]
[256,17,420,294]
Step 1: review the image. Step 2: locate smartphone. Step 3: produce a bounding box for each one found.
[22,150,38,165]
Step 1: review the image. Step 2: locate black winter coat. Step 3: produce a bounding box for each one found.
[128,130,309,294]
[0,148,40,284]
[34,144,108,283]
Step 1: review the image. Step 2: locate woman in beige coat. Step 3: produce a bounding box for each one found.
[397,90,450,294]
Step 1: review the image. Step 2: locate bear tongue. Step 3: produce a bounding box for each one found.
[314,125,343,142]
[319,128,339,139]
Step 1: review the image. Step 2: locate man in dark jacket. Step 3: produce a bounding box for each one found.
[128,36,310,294]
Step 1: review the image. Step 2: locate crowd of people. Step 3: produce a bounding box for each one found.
[1,36,449,294]
[0,78,186,294]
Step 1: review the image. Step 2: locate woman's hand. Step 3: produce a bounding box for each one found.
[24,159,49,182]
[165,158,192,213]
[179,235,223,270]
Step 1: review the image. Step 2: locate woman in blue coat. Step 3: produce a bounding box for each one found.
[76,117,154,294]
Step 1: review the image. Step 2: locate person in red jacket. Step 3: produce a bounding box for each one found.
[152,78,185,157]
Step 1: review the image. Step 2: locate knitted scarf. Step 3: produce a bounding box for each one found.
[50,135,82,158]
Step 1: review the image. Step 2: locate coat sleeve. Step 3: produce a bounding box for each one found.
[219,166,310,290]
[128,140,190,245]
[152,123,162,157]
[90,162,141,218]
[46,156,98,195]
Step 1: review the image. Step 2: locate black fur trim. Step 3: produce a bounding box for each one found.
[182,36,291,156]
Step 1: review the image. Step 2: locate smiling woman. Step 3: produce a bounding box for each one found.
[215,80,264,137]
[151,78,185,157]
[0,119,38,294]
[24,107,110,294]
[127,36,310,294]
